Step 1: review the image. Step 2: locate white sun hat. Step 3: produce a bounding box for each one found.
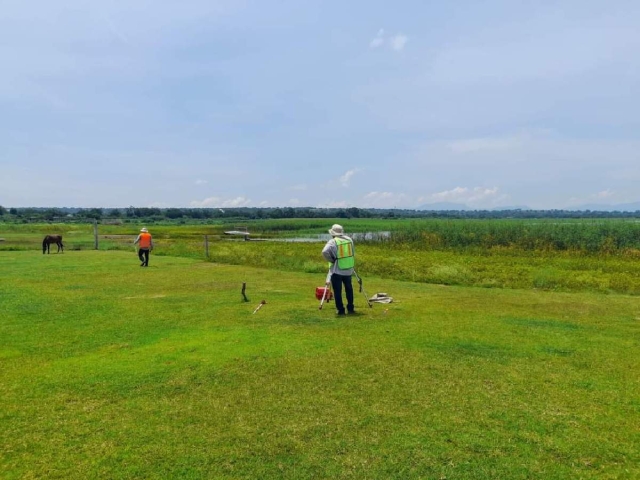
[328,224,344,236]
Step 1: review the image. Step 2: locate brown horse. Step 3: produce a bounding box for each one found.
[43,235,64,254]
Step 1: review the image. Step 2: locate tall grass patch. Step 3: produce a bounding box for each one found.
[386,219,640,253]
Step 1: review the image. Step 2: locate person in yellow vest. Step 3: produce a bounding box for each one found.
[322,224,355,315]
[133,227,153,267]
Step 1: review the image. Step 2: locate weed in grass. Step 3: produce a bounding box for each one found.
[427,264,472,286]
[503,317,582,331]
[540,346,575,356]
[532,268,561,290]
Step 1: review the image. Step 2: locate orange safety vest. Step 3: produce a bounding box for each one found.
[138,232,152,248]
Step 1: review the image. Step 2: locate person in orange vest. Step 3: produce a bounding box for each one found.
[322,224,355,315]
[133,227,153,267]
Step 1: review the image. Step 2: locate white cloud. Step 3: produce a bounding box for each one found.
[289,184,307,191]
[190,196,251,208]
[370,28,385,48]
[421,187,508,207]
[195,179,208,185]
[429,187,470,202]
[568,189,620,206]
[222,196,252,207]
[338,169,359,187]
[370,30,409,52]
[396,131,640,209]
[594,189,614,199]
[362,191,410,208]
[389,34,408,51]
[317,200,349,208]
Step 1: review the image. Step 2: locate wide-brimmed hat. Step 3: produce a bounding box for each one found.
[140,228,148,233]
[328,224,344,236]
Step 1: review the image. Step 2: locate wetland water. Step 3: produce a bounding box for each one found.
[269,232,391,243]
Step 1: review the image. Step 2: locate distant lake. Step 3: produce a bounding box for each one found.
[271,232,391,243]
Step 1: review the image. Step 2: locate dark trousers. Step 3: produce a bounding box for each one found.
[331,274,354,314]
[138,248,150,266]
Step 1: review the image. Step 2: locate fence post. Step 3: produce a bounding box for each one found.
[204,235,209,258]
[93,220,99,250]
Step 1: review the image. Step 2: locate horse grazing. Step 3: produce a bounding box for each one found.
[42,235,64,254]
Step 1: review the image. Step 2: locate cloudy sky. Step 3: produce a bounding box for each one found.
[1,0,639,209]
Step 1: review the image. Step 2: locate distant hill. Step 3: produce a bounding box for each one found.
[490,205,531,211]
[417,202,471,211]
[417,203,532,211]
[572,202,640,212]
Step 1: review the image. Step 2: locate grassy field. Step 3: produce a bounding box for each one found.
[1,249,639,479]
[4,221,640,296]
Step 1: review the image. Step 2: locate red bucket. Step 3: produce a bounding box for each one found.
[315,287,332,301]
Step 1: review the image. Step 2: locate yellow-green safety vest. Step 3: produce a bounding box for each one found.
[335,237,355,269]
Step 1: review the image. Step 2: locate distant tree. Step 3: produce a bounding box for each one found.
[190,209,204,219]
[0,205,6,215]
[84,208,103,220]
[42,208,65,220]
[346,207,360,218]
[166,208,183,219]
[20,208,38,218]
[9,207,18,215]
[282,207,296,218]
[269,208,283,219]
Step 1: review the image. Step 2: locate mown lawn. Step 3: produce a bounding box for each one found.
[1,250,639,479]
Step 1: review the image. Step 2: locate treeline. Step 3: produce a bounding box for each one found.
[2,205,640,222]
[0,206,372,221]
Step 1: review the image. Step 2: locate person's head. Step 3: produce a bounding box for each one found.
[140,227,148,233]
[328,224,344,237]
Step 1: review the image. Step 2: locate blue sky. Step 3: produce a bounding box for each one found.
[1,0,639,209]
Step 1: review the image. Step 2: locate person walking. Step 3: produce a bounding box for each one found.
[134,227,153,267]
[322,224,355,315]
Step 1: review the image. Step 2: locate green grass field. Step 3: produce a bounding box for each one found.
[4,222,640,296]
[1,249,639,479]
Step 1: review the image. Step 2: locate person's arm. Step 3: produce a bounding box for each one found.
[322,240,336,263]
[133,234,141,245]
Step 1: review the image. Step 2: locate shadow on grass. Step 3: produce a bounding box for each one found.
[503,317,582,330]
